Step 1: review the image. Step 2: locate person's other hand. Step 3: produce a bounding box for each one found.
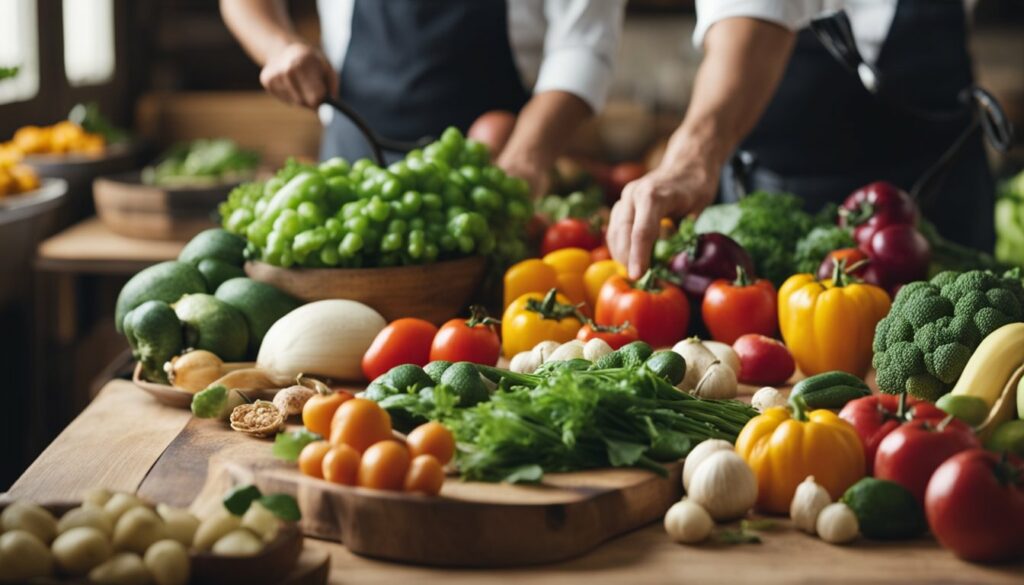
[607,161,718,279]
[497,154,550,200]
[259,42,338,108]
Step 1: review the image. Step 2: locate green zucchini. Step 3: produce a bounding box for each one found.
[789,371,871,409]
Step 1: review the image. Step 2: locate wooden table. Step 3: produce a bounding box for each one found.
[6,380,1022,584]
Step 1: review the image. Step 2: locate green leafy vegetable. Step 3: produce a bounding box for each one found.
[191,384,246,420]
[258,494,301,521]
[793,225,856,274]
[143,139,260,187]
[223,484,263,516]
[714,528,762,545]
[271,429,322,462]
[68,102,127,144]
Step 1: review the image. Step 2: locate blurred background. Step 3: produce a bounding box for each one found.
[0,0,1022,489]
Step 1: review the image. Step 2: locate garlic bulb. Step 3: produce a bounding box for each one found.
[583,338,613,362]
[682,439,734,492]
[663,500,714,544]
[790,476,832,535]
[692,361,738,399]
[671,338,717,390]
[702,341,740,375]
[547,340,584,362]
[816,503,859,544]
[687,451,757,521]
[531,341,561,364]
[509,351,540,374]
[751,386,788,412]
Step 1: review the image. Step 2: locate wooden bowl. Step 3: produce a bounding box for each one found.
[245,255,487,325]
[93,171,236,241]
[132,363,275,409]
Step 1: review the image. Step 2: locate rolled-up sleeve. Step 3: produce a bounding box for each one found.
[533,0,626,112]
[693,0,824,49]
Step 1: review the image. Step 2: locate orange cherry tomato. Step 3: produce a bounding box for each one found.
[406,421,455,465]
[302,391,352,437]
[322,444,361,485]
[329,398,393,453]
[361,318,439,381]
[358,441,411,491]
[590,245,612,263]
[404,454,445,495]
[428,307,501,366]
[298,440,332,479]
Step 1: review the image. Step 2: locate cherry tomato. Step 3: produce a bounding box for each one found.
[874,416,980,504]
[925,449,1024,563]
[608,162,647,201]
[590,245,612,262]
[406,421,455,465]
[329,398,393,453]
[541,218,601,256]
[404,454,445,495]
[429,307,501,366]
[362,318,439,381]
[575,321,638,350]
[322,444,361,485]
[298,440,331,479]
[358,441,411,490]
[302,391,353,437]
[701,268,777,344]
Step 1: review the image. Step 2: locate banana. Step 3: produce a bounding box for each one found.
[950,322,1024,408]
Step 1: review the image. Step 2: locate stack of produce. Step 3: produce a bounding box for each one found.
[219,127,532,269]
[2,120,105,157]
[142,139,260,187]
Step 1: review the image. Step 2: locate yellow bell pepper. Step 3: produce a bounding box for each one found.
[502,289,583,356]
[583,259,626,308]
[503,259,558,310]
[735,404,865,514]
[542,247,592,307]
[778,270,890,377]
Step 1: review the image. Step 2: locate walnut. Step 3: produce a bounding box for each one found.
[229,401,285,437]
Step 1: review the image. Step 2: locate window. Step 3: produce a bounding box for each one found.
[0,0,40,105]
[63,0,116,86]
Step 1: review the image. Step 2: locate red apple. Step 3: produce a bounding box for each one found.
[733,334,796,386]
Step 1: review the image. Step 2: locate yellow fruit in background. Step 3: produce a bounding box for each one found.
[10,164,39,192]
[0,171,13,197]
[12,126,51,154]
[80,133,105,155]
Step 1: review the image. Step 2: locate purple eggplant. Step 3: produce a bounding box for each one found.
[669,233,756,300]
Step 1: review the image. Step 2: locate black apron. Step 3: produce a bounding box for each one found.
[321,0,530,163]
[723,0,995,250]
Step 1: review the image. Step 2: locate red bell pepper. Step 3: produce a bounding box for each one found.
[595,270,689,348]
[839,393,946,474]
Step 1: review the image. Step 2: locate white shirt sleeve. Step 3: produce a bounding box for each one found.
[532,0,627,112]
[692,0,827,49]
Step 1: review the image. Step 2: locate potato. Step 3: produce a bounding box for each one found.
[211,529,263,556]
[0,529,54,581]
[240,501,281,542]
[84,487,114,509]
[88,552,152,585]
[144,539,190,585]
[104,493,145,524]
[52,526,112,575]
[155,504,199,547]
[192,510,241,551]
[112,507,165,554]
[58,506,114,536]
[0,501,57,543]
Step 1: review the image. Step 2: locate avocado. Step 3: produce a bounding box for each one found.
[842,477,927,540]
[214,277,300,356]
[115,261,207,332]
[440,362,490,407]
[179,228,247,267]
[123,300,183,384]
[174,293,249,361]
[378,364,434,392]
[197,258,245,291]
[423,361,452,385]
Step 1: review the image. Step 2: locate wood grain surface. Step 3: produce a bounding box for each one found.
[6,379,1024,583]
[36,217,186,273]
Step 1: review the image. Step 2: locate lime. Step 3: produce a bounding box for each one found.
[842,477,926,540]
[935,394,990,427]
[985,419,1024,457]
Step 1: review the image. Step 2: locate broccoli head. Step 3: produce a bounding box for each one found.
[873,269,1024,400]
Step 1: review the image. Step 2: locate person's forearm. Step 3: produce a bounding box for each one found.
[220,0,297,66]
[661,17,796,182]
[498,91,592,194]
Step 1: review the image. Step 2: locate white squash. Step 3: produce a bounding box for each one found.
[817,503,859,544]
[682,439,733,492]
[702,341,740,375]
[790,476,831,535]
[663,500,714,544]
[687,451,757,521]
[257,300,386,384]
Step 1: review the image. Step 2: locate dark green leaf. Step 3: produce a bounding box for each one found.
[714,529,762,545]
[259,494,301,521]
[502,464,544,484]
[604,437,647,467]
[272,429,322,462]
[741,519,780,532]
[223,484,262,516]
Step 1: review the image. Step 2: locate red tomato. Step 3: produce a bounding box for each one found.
[590,245,612,262]
[838,394,945,474]
[701,269,777,344]
[925,449,1024,563]
[467,110,516,158]
[575,321,639,350]
[594,272,689,348]
[429,307,501,366]
[874,416,980,504]
[608,162,647,201]
[541,218,601,256]
[732,334,794,386]
[817,248,870,281]
[361,318,439,381]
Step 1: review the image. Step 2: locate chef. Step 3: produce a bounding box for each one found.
[221,0,625,196]
[608,0,996,279]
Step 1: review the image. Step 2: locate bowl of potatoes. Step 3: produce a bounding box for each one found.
[0,485,304,585]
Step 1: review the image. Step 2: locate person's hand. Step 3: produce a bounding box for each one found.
[607,161,719,278]
[497,153,550,199]
[259,42,338,109]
